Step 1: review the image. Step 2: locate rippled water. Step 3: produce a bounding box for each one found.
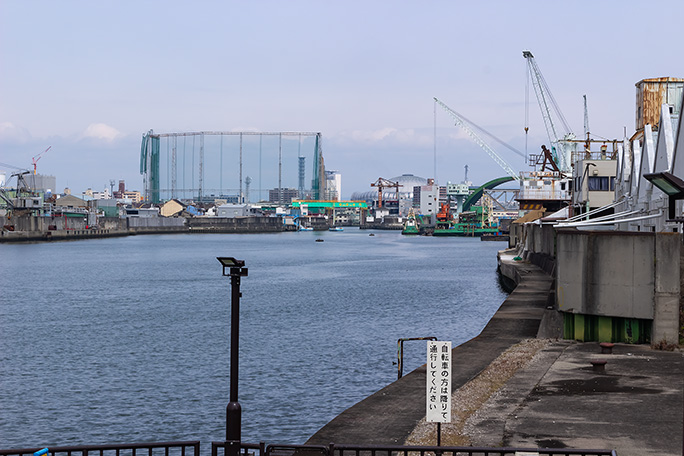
[0,229,507,449]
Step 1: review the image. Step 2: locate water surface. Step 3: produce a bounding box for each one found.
[0,229,507,448]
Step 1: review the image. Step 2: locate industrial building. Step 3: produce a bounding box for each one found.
[351,174,428,216]
[413,179,439,218]
[325,170,342,201]
[268,188,299,204]
[217,204,250,218]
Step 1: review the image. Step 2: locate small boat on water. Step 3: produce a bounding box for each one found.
[315,238,324,242]
[402,209,419,235]
[328,226,344,232]
[299,226,314,231]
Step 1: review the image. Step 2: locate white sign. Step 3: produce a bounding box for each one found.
[426,340,451,423]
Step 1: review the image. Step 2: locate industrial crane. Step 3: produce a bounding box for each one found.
[32,146,51,175]
[370,177,402,208]
[0,161,33,210]
[434,97,521,182]
[523,50,576,173]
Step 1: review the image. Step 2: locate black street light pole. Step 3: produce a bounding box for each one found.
[217,257,248,456]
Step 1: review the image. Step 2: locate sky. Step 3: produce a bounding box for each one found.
[2,0,684,200]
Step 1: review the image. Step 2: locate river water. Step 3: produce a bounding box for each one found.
[0,229,507,449]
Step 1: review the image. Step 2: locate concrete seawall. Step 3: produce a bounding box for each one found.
[0,216,296,242]
[0,228,131,242]
[306,248,554,445]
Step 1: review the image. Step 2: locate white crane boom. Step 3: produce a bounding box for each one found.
[523,50,575,173]
[583,94,590,139]
[434,97,520,181]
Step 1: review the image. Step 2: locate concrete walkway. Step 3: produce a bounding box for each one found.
[307,250,553,445]
[467,340,684,456]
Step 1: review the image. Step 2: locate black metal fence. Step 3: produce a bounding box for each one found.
[210,441,618,456]
[0,441,617,456]
[0,441,200,456]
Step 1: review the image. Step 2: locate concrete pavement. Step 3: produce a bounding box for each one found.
[466,341,684,456]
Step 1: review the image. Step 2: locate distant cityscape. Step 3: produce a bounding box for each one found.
[1,76,683,240]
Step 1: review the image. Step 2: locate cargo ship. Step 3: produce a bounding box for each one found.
[432,203,500,237]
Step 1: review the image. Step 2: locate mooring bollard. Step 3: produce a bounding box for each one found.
[591,359,607,373]
[599,342,615,354]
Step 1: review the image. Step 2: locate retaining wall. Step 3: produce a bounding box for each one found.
[513,221,682,345]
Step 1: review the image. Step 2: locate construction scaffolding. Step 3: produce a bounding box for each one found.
[140,131,325,204]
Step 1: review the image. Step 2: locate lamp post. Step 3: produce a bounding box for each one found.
[217,257,248,456]
[580,162,597,214]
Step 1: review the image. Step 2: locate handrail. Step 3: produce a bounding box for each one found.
[0,441,200,456]
[211,441,617,456]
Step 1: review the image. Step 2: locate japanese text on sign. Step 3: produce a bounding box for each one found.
[426,340,451,423]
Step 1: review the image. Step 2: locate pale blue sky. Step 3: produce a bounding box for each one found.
[2,0,684,198]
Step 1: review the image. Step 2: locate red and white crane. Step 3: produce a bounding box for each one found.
[32,146,51,175]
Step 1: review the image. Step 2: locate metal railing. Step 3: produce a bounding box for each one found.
[0,441,200,456]
[332,444,617,456]
[211,442,617,456]
[397,337,436,379]
[1,440,618,456]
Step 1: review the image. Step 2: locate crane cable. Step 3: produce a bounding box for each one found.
[166,137,170,199]
[433,99,437,183]
[220,134,224,194]
[0,162,28,171]
[455,109,526,159]
[182,135,186,200]
[524,60,530,162]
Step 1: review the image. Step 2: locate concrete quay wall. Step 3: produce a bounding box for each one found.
[0,215,295,242]
[306,251,553,445]
[0,227,130,242]
[556,229,680,344]
[510,221,682,345]
[187,216,294,232]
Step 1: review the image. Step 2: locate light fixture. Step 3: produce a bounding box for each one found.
[644,171,684,220]
[217,257,246,276]
[644,172,684,196]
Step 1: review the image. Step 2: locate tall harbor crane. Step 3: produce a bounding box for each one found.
[523,50,576,173]
[434,97,521,182]
[370,177,402,208]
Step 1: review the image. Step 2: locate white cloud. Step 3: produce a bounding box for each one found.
[81,123,121,142]
[0,122,32,143]
[336,127,432,147]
